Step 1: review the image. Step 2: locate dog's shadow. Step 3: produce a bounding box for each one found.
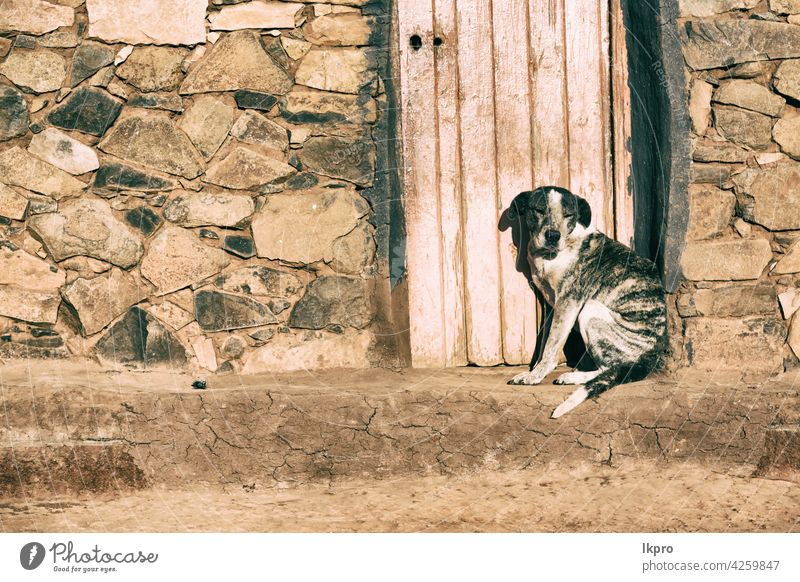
[498,208,594,371]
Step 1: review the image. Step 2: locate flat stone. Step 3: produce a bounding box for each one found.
[0,146,84,200]
[124,206,162,236]
[0,184,29,220]
[328,222,375,274]
[775,240,800,274]
[282,37,311,60]
[733,161,800,230]
[692,141,749,163]
[209,1,305,30]
[147,301,194,330]
[242,329,371,373]
[214,266,302,297]
[683,316,785,373]
[286,172,319,190]
[773,111,800,160]
[203,147,295,190]
[0,49,66,93]
[93,162,178,193]
[681,19,800,70]
[48,88,123,137]
[179,30,293,95]
[230,110,289,151]
[678,0,759,16]
[714,106,774,150]
[0,0,75,35]
[770,0,800,13]
[70,42,115,87]
[713,80,785,117]
[774,59,800,101]
[86,66,116,88]
[222,335,246,359]
[140,227,230,295]
[295,48,375,94]
[234,90,278,111]
[127,94,184,112]
[0,246,65,324]
[28,199,144,268]
[222,235,256,258]
[280,88,376,126]
[300,136,375,186]
[304,13,372,46]
[779,289,800,319]
[116,46,187,92]
[177,96,235,161]
[27,128,99,176]
[86,0,206,46]
[0,86,28,142]
[681,239,772,281]
[190,335,218,371]
[98,112,205,178]
[288,276,373,329]
[681,283,778,318]
[252,186,369,263]
[63,268,148,336]
[248,327,275,344]
[687,185,736,240]
[27,194,57,215]
[39,30,80,49]
[95,306,187,367]
[194,289,276,332]
[163,190,255,227]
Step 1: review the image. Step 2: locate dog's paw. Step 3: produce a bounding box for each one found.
[554,370,601,385]
[508,371,542,386]
[551,387,589,419]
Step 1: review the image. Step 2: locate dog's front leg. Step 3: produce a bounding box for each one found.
[509,302,581,385]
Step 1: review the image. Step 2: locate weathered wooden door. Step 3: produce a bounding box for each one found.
[398,0,632,367]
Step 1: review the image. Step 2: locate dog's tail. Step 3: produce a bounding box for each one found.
[584,347,665,399]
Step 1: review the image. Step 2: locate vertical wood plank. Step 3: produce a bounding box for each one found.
[611,0,635,247]
[433,0,468,366]
[529,0,570,188]
[456,0,503,365]
[565,0,612,233]
[492,0,538,364]
[397,1,446,367]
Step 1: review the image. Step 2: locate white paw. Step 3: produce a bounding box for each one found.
[508,370,543,386]
[551,387,589,418]
[554,369,602,385]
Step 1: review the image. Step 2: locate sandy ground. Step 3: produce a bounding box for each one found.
[2,461,798,533]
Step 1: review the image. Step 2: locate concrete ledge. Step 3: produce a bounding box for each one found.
[1,361,798,496]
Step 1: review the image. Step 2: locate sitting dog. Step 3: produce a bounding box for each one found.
[506,186,667,418]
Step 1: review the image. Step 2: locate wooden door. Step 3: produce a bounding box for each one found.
[398,0,633,367]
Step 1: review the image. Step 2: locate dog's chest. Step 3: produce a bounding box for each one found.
[530,247,580,305]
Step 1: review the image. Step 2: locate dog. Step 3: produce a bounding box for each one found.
[506,186,667,418]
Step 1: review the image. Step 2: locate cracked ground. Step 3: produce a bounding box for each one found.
[1,361,798,532]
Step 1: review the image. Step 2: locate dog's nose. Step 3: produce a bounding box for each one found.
[544,229,561,245]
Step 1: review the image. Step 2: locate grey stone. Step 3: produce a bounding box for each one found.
[48,88,123,137]
[95,307,187,367]
[124,206,162,236]
[70,42,115,87]
[221,335,246,359]
[234,90,278,112]
[203,147,295,190]
[0,323,67,359]
[194,290,276,332]
[177,96,235,161]
[280,89,377,126]
[63,268,149,336]
[300,136,375,186]
[0,86,28,142]
[0,49,67,93]
[214,266,302,297]
[140,227,230,295]
[230,110,289,152]
[179,31,293,95]
[116,47,187,92]
[0,146,84,200]
[93,162,178,193]
[733,161,800,230]
[98,112,205,178]
[222,235,256,258]
[268,298,291,315]
[713,80,785,117]
[127,94,184,112]
[681,239,772,281]
[714,106,774,150]
[681,19,800,70]
[28,198,144,267]
[289,276,373,330]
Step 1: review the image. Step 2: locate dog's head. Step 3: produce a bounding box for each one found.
[507,186,592,260]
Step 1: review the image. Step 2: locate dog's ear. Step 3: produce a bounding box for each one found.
[508,191,531,220]
[577,196,592,227]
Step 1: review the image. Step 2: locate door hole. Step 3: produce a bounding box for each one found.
[433,37,444,47]
[409,34,422,51]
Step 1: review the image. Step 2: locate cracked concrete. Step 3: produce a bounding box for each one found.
[0,361,798,497]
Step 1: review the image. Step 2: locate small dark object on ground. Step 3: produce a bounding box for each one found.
[192,379,207,390]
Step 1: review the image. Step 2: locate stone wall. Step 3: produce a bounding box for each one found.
[676,0,800,374]
[0,0,396,373]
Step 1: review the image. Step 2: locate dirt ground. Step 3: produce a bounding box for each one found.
[2,461,798,533]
